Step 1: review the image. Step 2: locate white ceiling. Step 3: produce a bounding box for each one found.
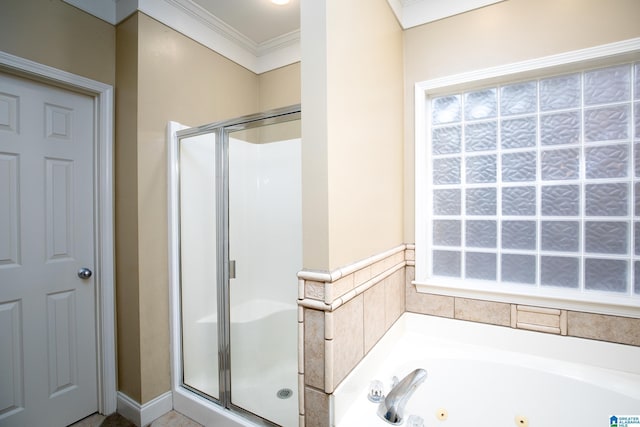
[62,0,504,73]
[193,0,300,45]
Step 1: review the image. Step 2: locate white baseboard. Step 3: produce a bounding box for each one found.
[117,391,173,426]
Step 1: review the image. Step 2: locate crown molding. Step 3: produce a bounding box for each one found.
[63,0,300,73]
[159,0,259,55]
[63,0,507,73]
[391,0,506,29]
[138,0,301,73]
[259,29,300,56]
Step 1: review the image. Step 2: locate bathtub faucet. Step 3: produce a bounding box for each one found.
[377,368,427,425]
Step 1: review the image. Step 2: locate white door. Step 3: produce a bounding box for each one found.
[0,72,98,427]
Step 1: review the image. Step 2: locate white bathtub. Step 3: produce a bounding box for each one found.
[334,313,640,427]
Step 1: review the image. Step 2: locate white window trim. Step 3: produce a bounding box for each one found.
[414,38,640,318]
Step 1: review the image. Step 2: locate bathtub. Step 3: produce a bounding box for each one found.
[334,313,640,427]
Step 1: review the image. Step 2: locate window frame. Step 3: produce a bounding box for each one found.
[414,38,640,318]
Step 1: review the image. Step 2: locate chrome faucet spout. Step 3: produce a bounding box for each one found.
[377,368,427,425]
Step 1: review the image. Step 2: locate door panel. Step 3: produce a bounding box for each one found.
[0,153,19,267]
[0,300,23,416]
[0,72,97,427]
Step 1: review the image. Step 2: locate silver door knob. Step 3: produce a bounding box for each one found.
[77,268,93,279]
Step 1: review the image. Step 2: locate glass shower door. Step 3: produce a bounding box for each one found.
[179,131,220,400]
[176,106,301,426]
[228,117,302,427]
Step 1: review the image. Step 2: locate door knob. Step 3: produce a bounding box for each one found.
[77,268,93,279]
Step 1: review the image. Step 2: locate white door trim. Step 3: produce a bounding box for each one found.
[0,50,117,415]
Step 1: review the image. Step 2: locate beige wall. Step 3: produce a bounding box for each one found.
[259,63,301,111]
[302,0,404,271]
[115,13,142,402]
[135,12,259,403]
[301,0,330,270]
[116,12,301,403]
[0,0,115,85]
[403,0,640,241]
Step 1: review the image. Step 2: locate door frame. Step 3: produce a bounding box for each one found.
[0,51,117,415]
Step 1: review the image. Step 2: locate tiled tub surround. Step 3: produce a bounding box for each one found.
[298,244,640,426]
[297,245,407,427]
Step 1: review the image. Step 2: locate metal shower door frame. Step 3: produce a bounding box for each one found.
[175,104,301,426]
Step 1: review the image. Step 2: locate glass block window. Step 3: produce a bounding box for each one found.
[425,61,640,298]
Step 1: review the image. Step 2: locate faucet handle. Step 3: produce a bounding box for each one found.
[407,415,425,427]
[368,380,385,402]
[391,375,399,389]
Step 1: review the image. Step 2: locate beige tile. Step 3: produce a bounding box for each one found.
[405,265,415,283]
[150,410,202,427]
[330,274,354,302]
[515,305,561,334]
[454,297,511,326]
[405,248,415,262]
[405,266,454,318]
[89,413,132,426]
[304,308,325,389]
[298,321,305,374]
[390,251,405,267]
[298,373,305,415]
[324,312,334,340]
[405,283,454,318]
[305,280,325,301]
[331,294,364,391]
[370,259,386,277]
[69,413,106,427]
[518,310,560,327]
[384,269,405,329]
[567,311,640,346]
[304,387,331,427]
[353,265,372,288]
[299,278,305,300]
[363,282,386,353]
[560,310,568,335]
[324,338,334,392]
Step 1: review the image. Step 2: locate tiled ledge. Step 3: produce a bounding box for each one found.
[298,244,407,307]
[405,266,640,347]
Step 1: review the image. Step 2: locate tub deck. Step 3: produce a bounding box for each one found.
[334,313,640,427]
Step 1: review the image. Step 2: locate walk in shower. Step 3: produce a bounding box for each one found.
[168,106,301,427]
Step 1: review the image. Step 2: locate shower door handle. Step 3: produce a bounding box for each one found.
[229,260,236,279]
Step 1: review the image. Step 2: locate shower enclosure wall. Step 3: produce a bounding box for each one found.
[168,106,301,427]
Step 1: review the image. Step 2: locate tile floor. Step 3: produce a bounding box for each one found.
[69,410,203,427]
